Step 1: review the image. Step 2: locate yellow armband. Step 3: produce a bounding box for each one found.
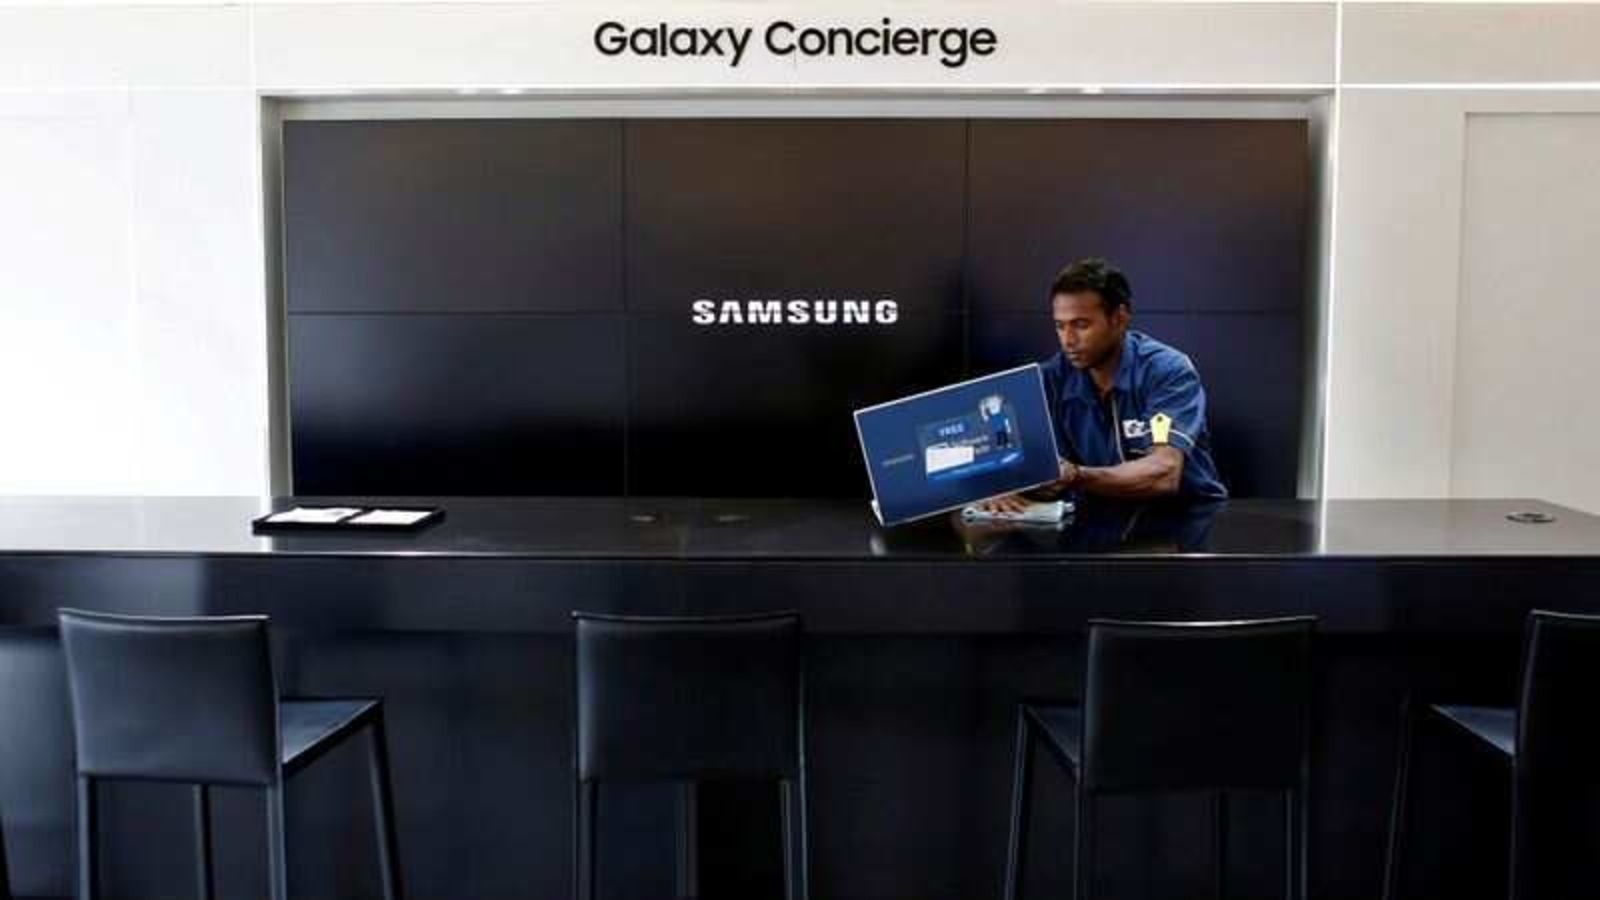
[1150,413,1173,445]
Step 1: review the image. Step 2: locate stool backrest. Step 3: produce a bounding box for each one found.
[1513,609,1600,896]
[574,611,801,782]
[1081,616,1315,793]
[59,609,280,786]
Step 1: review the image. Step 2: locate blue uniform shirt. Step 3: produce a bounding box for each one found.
[1040,331,1228,500]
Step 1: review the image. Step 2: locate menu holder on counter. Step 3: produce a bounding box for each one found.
[251,505,445,533]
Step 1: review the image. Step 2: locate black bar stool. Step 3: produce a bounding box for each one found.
[58,609,403,900]
[1004,616,1316,900]
[572,610,806,900]
[1385,609,1600,900]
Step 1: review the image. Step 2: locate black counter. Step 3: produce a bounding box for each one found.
[1,496,1597,899]
[2,495,1596,560]
[1,496,1596,638]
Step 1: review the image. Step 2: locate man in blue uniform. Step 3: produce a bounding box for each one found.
[987,257,1227,511]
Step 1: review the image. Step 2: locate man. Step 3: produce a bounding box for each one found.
[987,257,1227,512]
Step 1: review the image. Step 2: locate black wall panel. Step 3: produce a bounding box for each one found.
[966,119,1311,315]
[284,117,1311,498]
[289,315,626,495]
[284,120,622,314]
[626,120,967,314]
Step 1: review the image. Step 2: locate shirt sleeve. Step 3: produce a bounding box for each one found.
[1145,356,1209,454]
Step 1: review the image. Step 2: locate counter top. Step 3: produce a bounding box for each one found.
[0,496,1595,561]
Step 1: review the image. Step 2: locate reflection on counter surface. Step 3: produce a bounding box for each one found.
[946,498,1232,556]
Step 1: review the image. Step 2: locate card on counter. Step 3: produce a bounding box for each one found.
[251,505,444,532]
[347,508,440,527]
[260,506,362,525]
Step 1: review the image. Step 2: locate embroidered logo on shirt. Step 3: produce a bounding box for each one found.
[1122,418,1149,439]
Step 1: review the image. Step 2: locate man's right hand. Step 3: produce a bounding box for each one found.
[1026,459,1078,500]
[979,493,1032,515]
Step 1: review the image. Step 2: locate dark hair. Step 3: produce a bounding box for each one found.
[1050,258,1133,315]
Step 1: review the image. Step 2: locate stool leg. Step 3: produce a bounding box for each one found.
[780,774,810,900]
[0,795,11,900]
[1286,788,1307,900]
[1383,699,1417,900]
[780,780,796,900]
[676,782,697,900]
[367,715,405,900]
[1003,709,1035,900]
[1073,787,1095,900]
[1212,790,1228,900]
[800,762,812,896]
[574,780,596,900]
[194,785,215,900]
[75,775,97,900]
[1510,784,1532,900]
[797,767,811,900]
[265,782,288,900]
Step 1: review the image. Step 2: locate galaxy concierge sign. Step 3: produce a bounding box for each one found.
[593,18,1000,69]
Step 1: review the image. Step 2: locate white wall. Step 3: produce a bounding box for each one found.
[1327,4,1600,511]
[1452,112,1600,513]
[0,4,265,494]
[1,1,1598,511]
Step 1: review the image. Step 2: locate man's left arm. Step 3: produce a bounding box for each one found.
[1068,361,1209,499]
[1068,446,1184,498]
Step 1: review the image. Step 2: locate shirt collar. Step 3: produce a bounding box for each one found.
[1112,331,1139,395]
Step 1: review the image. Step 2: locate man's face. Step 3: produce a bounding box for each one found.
[1052,291,1128,370]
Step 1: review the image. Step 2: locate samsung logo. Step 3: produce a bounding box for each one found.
[691,299,899,326]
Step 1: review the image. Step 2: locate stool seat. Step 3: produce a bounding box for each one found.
[282,699,382,772]
[1431,704,1515,758]
[1022,704,1083,770]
